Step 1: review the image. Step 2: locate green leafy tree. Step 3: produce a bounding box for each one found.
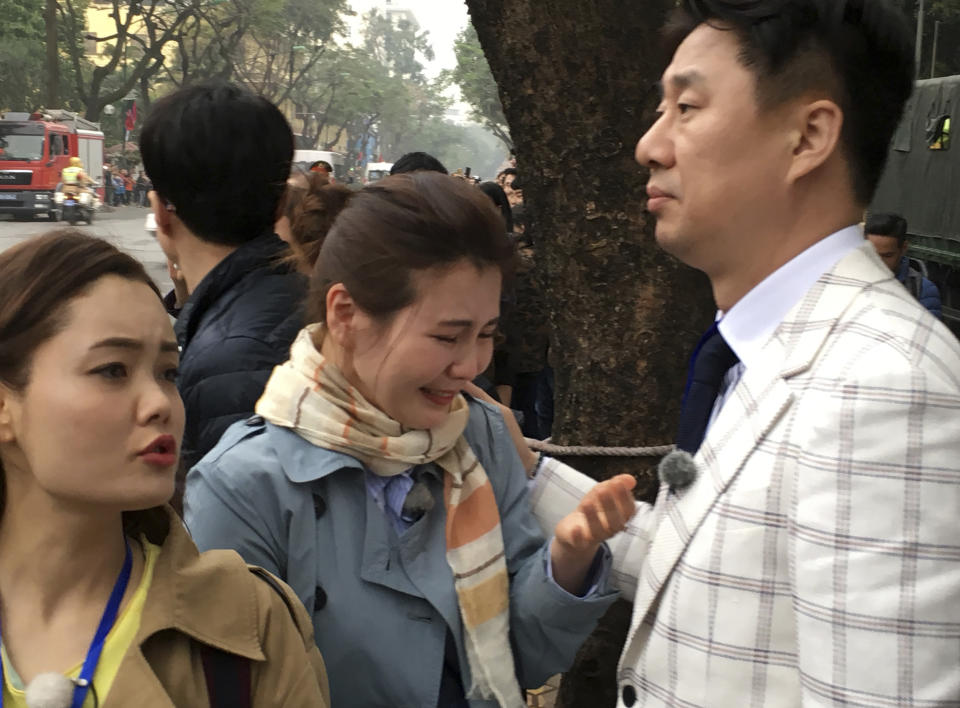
[58,0,203,120]
[230,0,348,106]
[0,0,85,112]
[162,0,277,88]
[447,23,511,148]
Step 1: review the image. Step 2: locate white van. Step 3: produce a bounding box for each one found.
[364,162,394,184]
[292,150,346,182]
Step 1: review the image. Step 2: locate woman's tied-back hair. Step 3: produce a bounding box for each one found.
[310,171,516,324]
[287,172,354,272]
[0,230,166,538]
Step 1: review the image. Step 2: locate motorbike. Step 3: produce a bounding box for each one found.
[53,189,95,225]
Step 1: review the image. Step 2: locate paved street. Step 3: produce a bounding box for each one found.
[0,205,173,296]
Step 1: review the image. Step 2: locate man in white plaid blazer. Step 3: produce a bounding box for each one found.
[529,1,960,706]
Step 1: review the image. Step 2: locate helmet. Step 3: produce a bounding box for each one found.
[69,157,82,168]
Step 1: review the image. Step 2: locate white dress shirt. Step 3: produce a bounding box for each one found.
[708,225,865,427]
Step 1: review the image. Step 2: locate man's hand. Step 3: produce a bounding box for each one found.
[551,474,637,595]
[168,258,189,309]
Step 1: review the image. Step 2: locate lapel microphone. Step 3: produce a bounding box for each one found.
[400,476,435,523]
[658,449,698,492]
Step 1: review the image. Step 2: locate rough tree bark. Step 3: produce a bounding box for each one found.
[464,2,714,706]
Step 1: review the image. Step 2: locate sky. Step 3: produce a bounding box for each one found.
[344,0,471,77]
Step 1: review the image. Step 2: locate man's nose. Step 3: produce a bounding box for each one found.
[635,115,672,169]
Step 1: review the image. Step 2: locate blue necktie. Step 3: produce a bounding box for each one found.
[676,324,739,454]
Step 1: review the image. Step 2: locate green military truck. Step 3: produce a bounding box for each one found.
[871,75,960,335]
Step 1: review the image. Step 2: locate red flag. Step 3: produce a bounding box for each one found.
[124,101,137,132]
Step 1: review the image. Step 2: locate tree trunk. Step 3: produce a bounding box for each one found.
[463,2,714,706]
[45,0,59,107]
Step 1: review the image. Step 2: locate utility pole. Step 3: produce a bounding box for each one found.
[45,0,59,107]
[915,0,925,80]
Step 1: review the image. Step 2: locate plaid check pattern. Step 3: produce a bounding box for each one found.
[530,244,960,707]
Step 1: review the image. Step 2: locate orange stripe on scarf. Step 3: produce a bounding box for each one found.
[445,477,500,550]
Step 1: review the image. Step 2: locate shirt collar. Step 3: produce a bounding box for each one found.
[718,225,864,369]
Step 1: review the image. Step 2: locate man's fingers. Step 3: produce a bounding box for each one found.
[578,499,610,546]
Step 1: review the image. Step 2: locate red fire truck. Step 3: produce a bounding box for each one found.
[0,109,105,221]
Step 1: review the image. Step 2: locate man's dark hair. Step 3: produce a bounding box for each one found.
[389,152,448,175]
[498,167,518,179]
[667,0,915,205]
[865,212,908,246]
[140,81,294,247]
[478,181,514,233]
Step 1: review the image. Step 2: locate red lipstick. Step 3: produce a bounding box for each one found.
[138,434,177,467]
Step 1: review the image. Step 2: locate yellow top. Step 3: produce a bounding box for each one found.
[61,166,82,184]
[1,537,160,708]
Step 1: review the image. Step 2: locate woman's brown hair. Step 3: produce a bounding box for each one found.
[288,172,354,272]
[0,230,168,538]
[310,171,516,323]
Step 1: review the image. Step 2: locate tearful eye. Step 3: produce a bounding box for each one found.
[93,363,127,380]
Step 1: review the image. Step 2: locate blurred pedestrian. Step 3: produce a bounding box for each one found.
[122,170,134,206]
[135,172,150,207]
[112,173,125,206]
[389,151,448,175]
[102,163,114,206]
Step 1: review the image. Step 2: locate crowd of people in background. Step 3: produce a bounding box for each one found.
[101,163,153,207]
[0,1,958,707]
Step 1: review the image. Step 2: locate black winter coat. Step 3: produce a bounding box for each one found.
[174,233,306,470]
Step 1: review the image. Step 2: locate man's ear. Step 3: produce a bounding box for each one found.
[148,190,177,242]
[785,98,844,185]
[325,284,359,349]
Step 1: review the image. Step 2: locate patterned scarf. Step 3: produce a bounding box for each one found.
[256,325,524,707]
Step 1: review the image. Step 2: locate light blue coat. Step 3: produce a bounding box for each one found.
[184,398,618,707]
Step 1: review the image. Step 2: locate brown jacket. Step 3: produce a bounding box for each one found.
[105,507,329,707]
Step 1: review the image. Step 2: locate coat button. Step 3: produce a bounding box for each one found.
[622,684,636,707]
[314,586,327,611]
[313,495,326,518]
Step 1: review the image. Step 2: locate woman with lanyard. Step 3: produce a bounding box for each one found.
[184,172,638,707]
[0,230,329,707]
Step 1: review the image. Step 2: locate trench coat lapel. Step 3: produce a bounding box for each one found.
[398,477,461,633]
[102,648,176,708]
[359,490,423,598]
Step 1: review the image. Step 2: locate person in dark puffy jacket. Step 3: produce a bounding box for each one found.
[140,81,306,492]
[865,212,943,320]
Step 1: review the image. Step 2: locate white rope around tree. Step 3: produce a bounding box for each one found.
[524,438,675,457]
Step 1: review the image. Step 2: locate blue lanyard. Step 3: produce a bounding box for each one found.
[0,539,133,708]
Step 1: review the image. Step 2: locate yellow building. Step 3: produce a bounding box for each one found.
[83,1,179,70]
[81,2,350,153]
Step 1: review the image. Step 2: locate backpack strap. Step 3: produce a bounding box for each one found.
[200,644,252,708]
[199,567,306,708]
